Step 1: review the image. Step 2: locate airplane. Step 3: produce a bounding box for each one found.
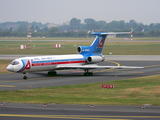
[6,32,144,79]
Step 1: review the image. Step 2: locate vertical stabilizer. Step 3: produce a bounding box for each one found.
[90,33,107,54]
[76,33,107,55]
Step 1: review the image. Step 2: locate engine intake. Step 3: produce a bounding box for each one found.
[77,46,91,54]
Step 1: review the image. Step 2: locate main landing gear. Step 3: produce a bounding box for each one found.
[22,70,92,79]
[84,69,93,76]
[48,71,57,76]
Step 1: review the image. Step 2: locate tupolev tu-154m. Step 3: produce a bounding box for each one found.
[6,32,144,79]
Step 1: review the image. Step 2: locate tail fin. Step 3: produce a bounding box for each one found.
[90,33,107,54]
[77,32,107,55]
[77,32,131,55]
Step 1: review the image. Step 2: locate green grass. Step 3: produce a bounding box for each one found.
[0,75,160,105]
[104,41,160,55]
[0,39,160,55]
[0,37,160,40]
[0,37,93,40]
[0,60,12,74]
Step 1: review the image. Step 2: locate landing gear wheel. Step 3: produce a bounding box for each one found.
[23,72,27,80]
[84,72,93,76]
[88,72,93,76]
[84,73,87,76]
[48,71,57,76]
[23,76,27,79]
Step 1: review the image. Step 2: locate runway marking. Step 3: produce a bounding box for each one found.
[144,64,160,68]
[106,60,160,70]
[103,60,143,73]
[0,114,160,119]
[93,60,121,73]
[0,76,57,84]
[105,60,121,66]
[0,85,16,87]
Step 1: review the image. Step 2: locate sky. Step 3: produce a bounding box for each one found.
[0,0,160,25]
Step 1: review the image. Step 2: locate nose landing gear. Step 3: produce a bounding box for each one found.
[23,72,28,79]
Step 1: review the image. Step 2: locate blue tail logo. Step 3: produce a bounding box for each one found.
[97,36,105,48]
[90,33,107,54]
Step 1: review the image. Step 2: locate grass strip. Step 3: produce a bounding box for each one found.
[1,40,160,55]
[0,75,160,105]
[0,60,12,74]
[0,37,160,40]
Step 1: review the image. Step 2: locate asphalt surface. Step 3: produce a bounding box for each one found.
[0,56,160,119]
[0,103,160,120]
[1,60,160,91]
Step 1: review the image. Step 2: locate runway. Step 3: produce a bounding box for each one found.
[1,103,160,120]
[0,56,160,119]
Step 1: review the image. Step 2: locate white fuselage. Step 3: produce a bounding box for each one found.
[6,54,86,73]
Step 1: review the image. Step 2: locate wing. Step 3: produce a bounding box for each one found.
[55,64,144,70]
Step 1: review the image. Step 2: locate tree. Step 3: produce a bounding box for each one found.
[78,31,87,37]
[148,31,155,37]
[96,20,107,31]
[129,20,137,25]
[84,19,102,31]
[155,30,160,37]
[17,23,27,32]
[49,27,59,36]
[70,18,81,30]
[118,20,125,30]
[84,18,96,24]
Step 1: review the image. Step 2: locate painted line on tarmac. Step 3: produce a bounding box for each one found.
[95,60,146,74]
[0,85,16,87]
[106,60,160,70]
[105,60,121,66]
[0,114,160,119]
[89,60,121,74]
[0,76,58,84]
[144,64,160,68]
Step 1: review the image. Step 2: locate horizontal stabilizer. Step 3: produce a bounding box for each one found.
[92,32,131,35]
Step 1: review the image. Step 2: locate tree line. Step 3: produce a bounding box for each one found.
[0,18,160,37]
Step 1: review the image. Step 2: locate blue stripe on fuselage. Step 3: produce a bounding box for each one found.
[31,58,85,64]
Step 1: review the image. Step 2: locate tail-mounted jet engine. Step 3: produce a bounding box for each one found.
[86,56,105,64]
[77,46,105,64]
[77,46,91,54]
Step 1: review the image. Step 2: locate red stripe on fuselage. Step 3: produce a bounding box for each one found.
[31,60,86,66]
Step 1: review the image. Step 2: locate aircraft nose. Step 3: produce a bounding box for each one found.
[6,64,14,72]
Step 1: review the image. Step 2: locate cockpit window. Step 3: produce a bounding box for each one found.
[11,60,19,65]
